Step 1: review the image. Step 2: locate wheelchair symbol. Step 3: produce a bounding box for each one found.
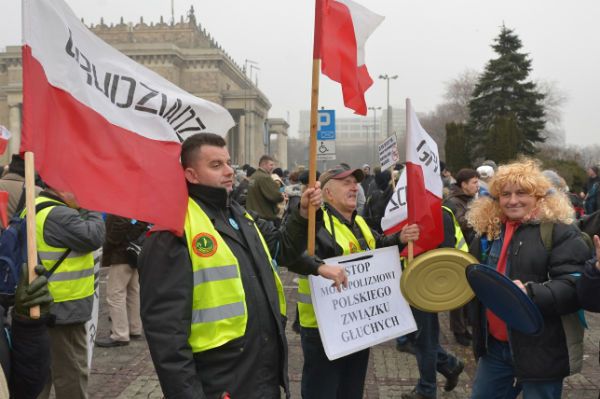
[319,142,329,154]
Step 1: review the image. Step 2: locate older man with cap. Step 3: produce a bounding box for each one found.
[296,164,419,399]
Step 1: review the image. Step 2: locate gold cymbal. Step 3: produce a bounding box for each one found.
[400,248,477,312]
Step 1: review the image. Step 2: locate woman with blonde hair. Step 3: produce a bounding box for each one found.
[466,158,591,399]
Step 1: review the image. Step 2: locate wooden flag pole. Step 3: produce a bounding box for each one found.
[307,59,321,256]
[307,0,323,256]
[24,152,40,319]
[405,99,414,264]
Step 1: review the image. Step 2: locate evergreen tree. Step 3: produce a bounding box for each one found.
[485,114,522,164]
[445,122,471,172]
[468,25,545,158]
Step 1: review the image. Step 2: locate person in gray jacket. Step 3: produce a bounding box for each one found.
[32,187,105,399]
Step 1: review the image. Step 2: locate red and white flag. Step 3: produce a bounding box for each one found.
[0,126,11,155]
[21,0,235,235]
[316,0,383,115]
[381,100,443,256]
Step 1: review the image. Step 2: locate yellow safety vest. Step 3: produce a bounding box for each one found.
[297,208,376,328]
[442,206,468,252]
[26,197,94,303]
[184,198,286,353]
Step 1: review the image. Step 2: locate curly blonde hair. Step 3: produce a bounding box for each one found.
[466,158,575,240]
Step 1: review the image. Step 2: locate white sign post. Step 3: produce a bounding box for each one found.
[309,246,417,360]
[378,135,399,171]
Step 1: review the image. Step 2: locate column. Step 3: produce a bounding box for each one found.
[8,104,21,157]
[277,133,288,170]
[237,114,246,165]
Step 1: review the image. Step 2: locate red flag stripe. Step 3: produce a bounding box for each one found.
[404,162,443,256]
[22,46,187,234]
[319,0,381,115]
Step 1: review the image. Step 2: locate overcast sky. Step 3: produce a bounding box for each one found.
[2,0,599,146]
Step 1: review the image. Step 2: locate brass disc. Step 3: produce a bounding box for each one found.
[400,248,477,312]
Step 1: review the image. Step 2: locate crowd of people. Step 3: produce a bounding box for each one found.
[0,138,599,399]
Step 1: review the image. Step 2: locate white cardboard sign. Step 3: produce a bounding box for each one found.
[309,246,417,360]
[378,135,399,171]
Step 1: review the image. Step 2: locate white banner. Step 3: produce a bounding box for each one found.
[406,101,442,197]
[381,169,407,233]
[23,0,234,142]
[309,246,417,360]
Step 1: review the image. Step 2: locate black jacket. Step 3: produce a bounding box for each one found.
[102,215,148,267]
[577,258,600,367]
[0,307,50,399]
[314,204,404,261]
[470,222,591,382]
[139,184,314,399]
[442,185,475,243]
[577,257,600,312]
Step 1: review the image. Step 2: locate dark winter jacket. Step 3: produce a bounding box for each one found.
[231,178,250,207]
[577,257,600,312]
[102,215,149,267]
[443,185,476,243]
[584,176,600,214]
[470,222,591,382]
[139,183,318,399]
[246,168,284,221]
[0,307,50,399]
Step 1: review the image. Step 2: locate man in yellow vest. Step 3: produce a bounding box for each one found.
[32,186,105,399]
[139,133,331,399]
[296,164,420,399]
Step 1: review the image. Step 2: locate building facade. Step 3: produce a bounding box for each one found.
[0,8,287,168]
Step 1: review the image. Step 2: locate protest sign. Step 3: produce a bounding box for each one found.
[378,135,399,171]
[86,249,101,368]
[309,246,417,360]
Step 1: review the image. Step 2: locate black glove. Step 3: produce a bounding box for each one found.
[14,264,53,318]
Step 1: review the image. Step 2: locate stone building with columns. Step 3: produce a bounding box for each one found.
[0,8,288,168]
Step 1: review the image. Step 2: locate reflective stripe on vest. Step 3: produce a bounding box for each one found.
[184,198,286,353]
[441,206,469,252]
[298,209,376,328]
[30,197,94,303]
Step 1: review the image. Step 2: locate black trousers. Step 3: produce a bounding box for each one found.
[300,327,369,399]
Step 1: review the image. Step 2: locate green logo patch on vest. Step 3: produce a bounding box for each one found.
[349,242,359,253]
[192,233,218,257]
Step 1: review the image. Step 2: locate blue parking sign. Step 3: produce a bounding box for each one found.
[317,110,336,140]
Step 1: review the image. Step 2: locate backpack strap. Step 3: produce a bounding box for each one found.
[540,221,554,252]
[14,183,26,216]
[44,248,72,278]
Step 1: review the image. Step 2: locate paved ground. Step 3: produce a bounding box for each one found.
[87,268,600,399]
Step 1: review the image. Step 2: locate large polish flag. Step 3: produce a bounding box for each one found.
[381,100,443,257]
[316,0,384,115]
[21,0,235,235]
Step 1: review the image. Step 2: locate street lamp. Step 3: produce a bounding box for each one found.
[363,124,370,167]
[378,74,398,137]
[368,106,381,165]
